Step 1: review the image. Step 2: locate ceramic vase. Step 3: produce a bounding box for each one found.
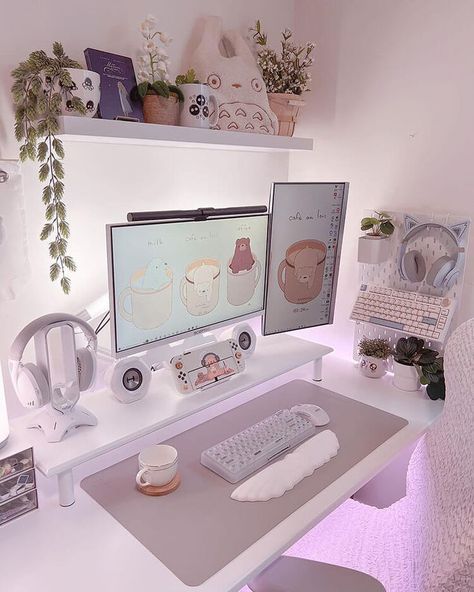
[392,360,421,391]
[51,68,101,118]
[357,235,391,264]
[267,92,306,137]
[143,93,179,125]
[359,356,388,378]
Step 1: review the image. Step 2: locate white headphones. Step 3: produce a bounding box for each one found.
[399,222,465,289]
[8,313,97,409]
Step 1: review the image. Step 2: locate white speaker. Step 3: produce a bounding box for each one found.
[105,357,152,404]
[221,323,257,358]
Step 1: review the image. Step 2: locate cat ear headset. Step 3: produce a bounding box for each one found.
[398,222,466,289]
[8,313,97,409]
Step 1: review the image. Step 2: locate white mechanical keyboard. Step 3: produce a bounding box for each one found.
[201,409,317,483]
[350,283,455,342]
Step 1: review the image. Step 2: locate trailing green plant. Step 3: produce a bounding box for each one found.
[394,336,445,400]
[136,14,183,102]
[358,337,393,360]
[360,211,395,237]
[11,42,85,294]
[175,68,200,85]
[250,20,315,95]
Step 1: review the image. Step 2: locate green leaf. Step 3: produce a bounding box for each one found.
[57,237,67,256]
[37,141,48,162]
[40,223,53,240]
[42,185,52,204]
[63,256,76,272]
[52,138,64,158]
[54,181,64,198]
[50,262,61,281]
[52,159,64,178]
[137,81,150,99]
[151,81,169,98]
[45,203,55,220]
[168,84,184,102]
[39,162,50,182]
[56,201,66,220]
[380,220,395,236]
[49,241,59,258]
[60,276,71,295]
[59,220,70,238]
[361,217,378,231]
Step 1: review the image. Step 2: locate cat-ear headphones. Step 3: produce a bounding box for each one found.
[399,223,465,289]
[8,313,97,409]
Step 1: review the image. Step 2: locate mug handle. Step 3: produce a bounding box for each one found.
[277,260,287,291]
[208,94,219,129]
[136,468,150,487]
[180,277,188,305]
[118,287,133,322]
[254,259,262,287]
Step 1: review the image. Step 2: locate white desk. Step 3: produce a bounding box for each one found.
[0,354,443,592]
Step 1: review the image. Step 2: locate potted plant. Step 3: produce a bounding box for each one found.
[357,337,392,378]
[250,20,315,137]
[136,15,183,125]
[358,211,395,264]
[393,336,440,392]
[418,355,446,400]
[11,42,97,293]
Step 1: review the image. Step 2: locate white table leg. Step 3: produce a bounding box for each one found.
[313,358,323,382]
[57,470,75,507]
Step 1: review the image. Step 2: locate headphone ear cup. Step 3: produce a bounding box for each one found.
[402,250,426,283]
[16,363,49,409]
[426,256,456,288]
[76,347,97,391]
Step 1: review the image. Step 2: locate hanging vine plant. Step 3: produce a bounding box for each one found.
[11,42,85,294]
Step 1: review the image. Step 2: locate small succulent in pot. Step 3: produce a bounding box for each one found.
[175,68,200,85]
[358,337,392,379]
[360,211,395,237]
[393,336,445,397]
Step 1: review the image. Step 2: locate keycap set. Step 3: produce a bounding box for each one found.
[350,284,454,342]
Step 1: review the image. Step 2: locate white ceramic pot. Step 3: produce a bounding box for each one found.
[357,235,391,264]
[392,360,421,391]
[179,83,219,128]
[359,356,387,378]
[46,68,101,118]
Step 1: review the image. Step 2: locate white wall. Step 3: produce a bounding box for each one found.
[0,0,295,416]
[291,0,474,358]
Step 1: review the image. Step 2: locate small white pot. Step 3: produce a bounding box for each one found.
[392,360,421,391]
[357,235,391,264]
[45,68,101,118]
[359,356,388,378]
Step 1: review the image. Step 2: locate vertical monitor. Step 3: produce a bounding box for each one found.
[107,215,268,356]
[263,182,348,335]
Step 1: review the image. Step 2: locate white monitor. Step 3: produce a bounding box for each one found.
[263,182,349,336]
[107,214,268,357]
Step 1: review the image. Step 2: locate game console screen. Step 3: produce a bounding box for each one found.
[108,215,268,355]
[263,182,348,336]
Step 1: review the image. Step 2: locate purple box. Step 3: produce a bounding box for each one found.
[84,48,143,121]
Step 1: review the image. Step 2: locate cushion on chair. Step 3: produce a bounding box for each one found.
[248,556,385,591]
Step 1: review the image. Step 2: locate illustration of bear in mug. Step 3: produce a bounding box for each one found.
[278,240,327,304]
[227,238,262,306]
[119,258,173,329]
[181,258,220,316]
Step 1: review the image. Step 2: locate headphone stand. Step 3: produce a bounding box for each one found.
[28,404,98,443]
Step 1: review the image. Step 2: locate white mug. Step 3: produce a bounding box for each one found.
[179,83,219,129]
[136,444,178,488]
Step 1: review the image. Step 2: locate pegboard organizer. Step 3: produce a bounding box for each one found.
[352,211,471,359]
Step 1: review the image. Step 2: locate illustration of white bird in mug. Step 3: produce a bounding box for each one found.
[141,258,171,291]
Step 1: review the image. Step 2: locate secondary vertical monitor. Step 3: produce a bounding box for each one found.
[263,182,348,335]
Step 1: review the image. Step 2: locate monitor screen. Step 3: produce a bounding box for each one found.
[263,182,348,336]
[107,215,268,356]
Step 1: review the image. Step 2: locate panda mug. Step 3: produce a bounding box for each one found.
[179,83,219,129]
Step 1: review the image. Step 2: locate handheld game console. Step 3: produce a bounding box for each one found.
[170,339,245,394]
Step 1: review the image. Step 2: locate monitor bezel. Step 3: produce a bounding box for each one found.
[107,214,269,358]
[262,181,349,336]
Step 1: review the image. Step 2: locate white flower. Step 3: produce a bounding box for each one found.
[143,40,157,53]
[159,32,172,46]
[140,21,151,34]
[156,46,168,59]
[145,14,157,27]
[156,60,168,72]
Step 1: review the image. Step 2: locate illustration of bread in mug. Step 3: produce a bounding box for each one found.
[119,258,173,329]
[278,240,327,304]
[227,238,262,306]
[181,258,220,316]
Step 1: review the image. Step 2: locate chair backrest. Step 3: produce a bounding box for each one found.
[406,318,474,591]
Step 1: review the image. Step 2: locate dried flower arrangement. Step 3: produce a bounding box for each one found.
[358,337,393,360]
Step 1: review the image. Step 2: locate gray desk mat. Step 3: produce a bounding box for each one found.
[81,380,408,587]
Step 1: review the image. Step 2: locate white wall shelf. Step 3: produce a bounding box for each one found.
[57,116,313,152]
[4,334,331,505]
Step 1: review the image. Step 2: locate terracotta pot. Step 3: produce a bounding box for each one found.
[359,356,388,379]
[357,235,391,264]
[392,360,421,391]
[143,92,179,125]
[268,92,306,137]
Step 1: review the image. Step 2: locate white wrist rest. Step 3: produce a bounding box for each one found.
[231,430,340,502]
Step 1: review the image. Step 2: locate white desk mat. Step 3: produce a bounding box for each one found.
[81,380,408,586]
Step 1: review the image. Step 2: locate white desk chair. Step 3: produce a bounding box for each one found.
[248,556,385,591]
[283,318,474,592]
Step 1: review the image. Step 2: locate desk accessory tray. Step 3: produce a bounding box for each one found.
[0,447,38,526]
[81,380,408,587]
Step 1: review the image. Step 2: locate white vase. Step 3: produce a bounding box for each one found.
[357,235,391,264]
[392,360,421,391]
[359,356,387,378]
[45,68,101,118]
